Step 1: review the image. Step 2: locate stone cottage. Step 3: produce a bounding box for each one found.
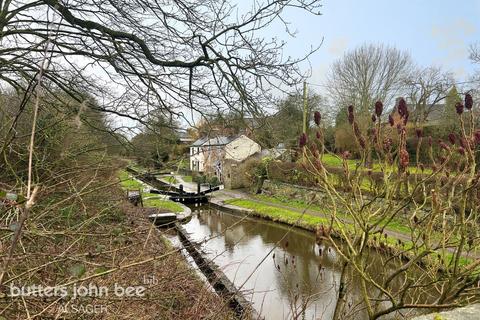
[189,135,261,182]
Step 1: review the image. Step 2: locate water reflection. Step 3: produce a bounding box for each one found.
[183,206,356,319]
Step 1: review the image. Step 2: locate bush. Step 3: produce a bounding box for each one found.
[191,174,220,186]
[192,174,207,184]
[267,161,317,187]
[207,176,220,186]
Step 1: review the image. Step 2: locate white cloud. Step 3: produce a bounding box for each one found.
[431,19,476,67]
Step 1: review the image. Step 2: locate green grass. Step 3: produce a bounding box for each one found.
[118,170,183,212]
[250,194,415,238]
[321,154,433,174]
[253,194,325,212]
[225,198,328,230]
[143,194,183,212]
[322,154,357,169]
[182,175,193,182]
[164,176,178,184]
[118,170,143,189]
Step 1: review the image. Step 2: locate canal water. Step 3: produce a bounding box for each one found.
[180,204,365,320]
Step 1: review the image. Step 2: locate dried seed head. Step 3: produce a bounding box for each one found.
[399,149,409,168]
[375,100,383,117]
[371,114,376,122]
[347,105,354,124]
[342,151,351,159]
[398,98,408,117]
[298,133,307,148]
[396,123,403,134]
[314,111,321,126]
[358,136,366,149]
[352,122,365,149]
[383,137,393,150]
[465,93,473,110]
[388,114,394,127]
[448,133,456,145]
[440,141,450,151]
[316,131,322,140]
[475,131,480,145]
[348,113,354,124]
[455,102,464,115]
[458,146,465,155]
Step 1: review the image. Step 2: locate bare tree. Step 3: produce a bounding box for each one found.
[327,44,413,118]
[0,0,322,132]
[403,66,454,125]
[304,94,480,319]
[0,3,322,317]
[469,43,480,64]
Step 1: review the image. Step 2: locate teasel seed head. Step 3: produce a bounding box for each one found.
[465,93,473,110]
[375,100,383,117]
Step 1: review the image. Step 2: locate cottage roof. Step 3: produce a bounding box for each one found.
[191,137,208,146]
[191,135,234,147]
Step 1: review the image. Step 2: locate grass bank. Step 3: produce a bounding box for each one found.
[251,194,413,235]
[143,193,183,212]
[225,198,329,231]
[1,162,234,319]
[224,196,471,267]
[322,154,433,174]
[118,170,183,213]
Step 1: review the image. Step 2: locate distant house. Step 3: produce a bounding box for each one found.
[177,131,195,144]
[190,135,261,181]
[257,143,289,161]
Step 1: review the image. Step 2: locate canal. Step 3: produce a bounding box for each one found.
[177,204,379,320]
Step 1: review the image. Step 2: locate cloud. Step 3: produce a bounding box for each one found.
[327,37,349,55]
[431,19,476,66]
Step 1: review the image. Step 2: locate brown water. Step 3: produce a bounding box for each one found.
[181,205,375,320]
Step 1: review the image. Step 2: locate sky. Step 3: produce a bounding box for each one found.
[268,0,480,92]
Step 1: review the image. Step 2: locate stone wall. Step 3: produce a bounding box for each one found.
[223,158,259,190]
[223,161,245,189]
